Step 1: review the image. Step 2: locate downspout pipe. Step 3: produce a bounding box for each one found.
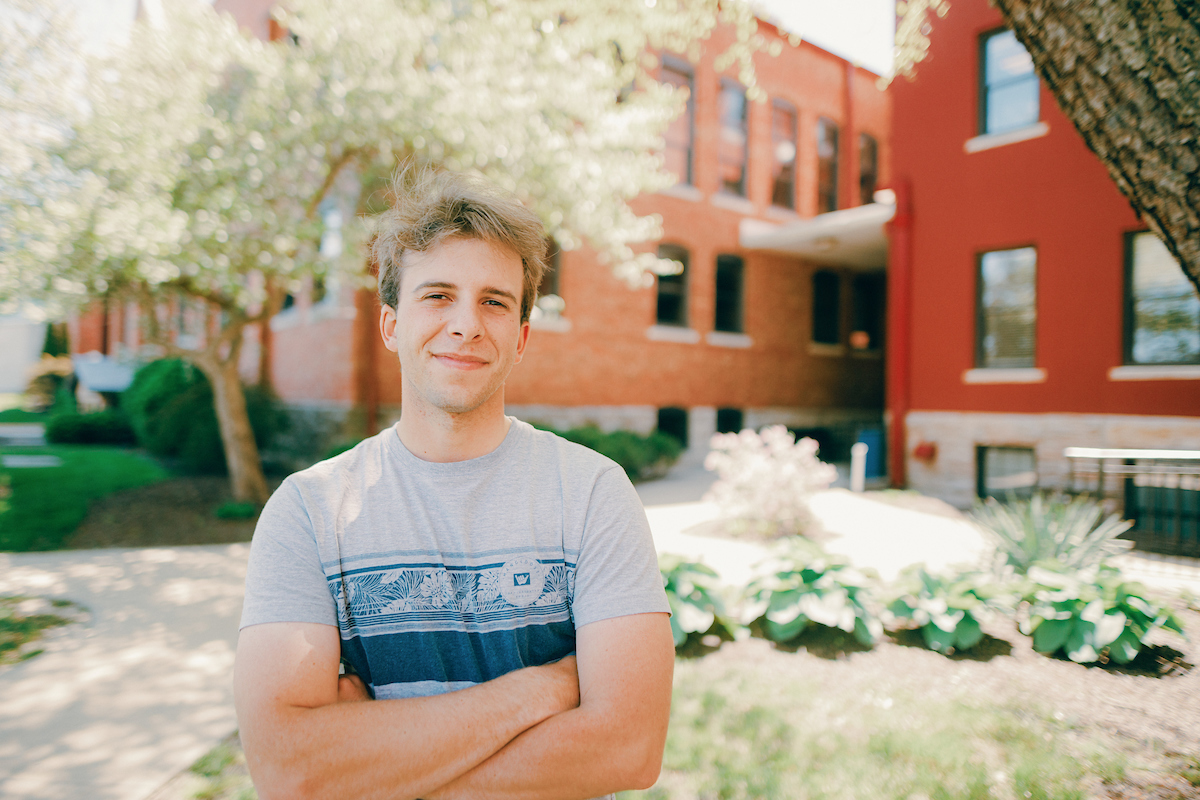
[885,178,913,488]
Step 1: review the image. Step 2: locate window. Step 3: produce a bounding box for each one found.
[714,254,744,333]
[812,270,841,344]
[657,407,689,448]
[655,243,688,326]
[661,59,694,186]
[858,133,878,206]
[538,238,561,299]
[718,79,747,196]
[816,117,839,213]
[977,247,1037,368]
[716,407,744,434]
[770,101,797,209]
[1125,231,1200,365]
[980,29,1039,135]
[976,446,1037,500]
[851,273,885,350]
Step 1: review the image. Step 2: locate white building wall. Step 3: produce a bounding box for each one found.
[906,410,1200,508]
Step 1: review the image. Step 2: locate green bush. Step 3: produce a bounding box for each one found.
[44,410,136,446]
[215,501,259,520]
[660,554,742,648]
[1019,561,1186,664]
[743,538,882,646]
[971,492,1134,575]
[323,439,364,460]
[123,359,286,474]
[886,566,1013,655]
[540,425,682,481]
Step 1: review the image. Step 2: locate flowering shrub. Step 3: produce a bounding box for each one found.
[704,425,837,538]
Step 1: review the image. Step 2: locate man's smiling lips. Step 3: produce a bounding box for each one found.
[432,352,490,370]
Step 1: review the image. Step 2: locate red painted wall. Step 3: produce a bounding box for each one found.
[890,0,1197,418]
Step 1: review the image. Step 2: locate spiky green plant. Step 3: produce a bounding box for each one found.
[971,493,1133,576]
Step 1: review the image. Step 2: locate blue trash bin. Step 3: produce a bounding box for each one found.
[854,427,886,478]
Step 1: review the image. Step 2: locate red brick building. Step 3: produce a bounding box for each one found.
[887,0,1200,506]
[70,6,894,466]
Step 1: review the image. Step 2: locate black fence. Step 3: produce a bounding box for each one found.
[1065,447,1200,558]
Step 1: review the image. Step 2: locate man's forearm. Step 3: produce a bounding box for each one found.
[239,658,578,800]
[426,701,663,800]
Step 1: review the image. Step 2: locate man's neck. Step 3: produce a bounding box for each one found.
[396,394,512,464]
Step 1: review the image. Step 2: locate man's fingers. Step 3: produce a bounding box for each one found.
[338,674,372,703]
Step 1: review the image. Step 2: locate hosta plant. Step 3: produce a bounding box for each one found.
[886,566,1014,655]
[659,554,742,648]
[743,538,882,646]
[971,492,1133,575]
[1020,561,1187,664]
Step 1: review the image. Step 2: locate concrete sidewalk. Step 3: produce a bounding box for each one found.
[1,465,1197,800]
[0,545,248,800]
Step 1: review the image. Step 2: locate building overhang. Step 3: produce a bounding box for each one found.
[739,199,895,270]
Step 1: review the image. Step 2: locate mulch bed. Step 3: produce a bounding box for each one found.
[64,476,281,549]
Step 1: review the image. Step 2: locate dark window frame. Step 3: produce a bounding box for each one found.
[655,243,689,327]
[858,132,878,207]
[976,445,1038,500]
[718,78,748,197]
[714,254,745,333]
[978,27,1040,136]
[975,245,1038,369]
[812,269,842,345]
[850,272,885,351]
[716,407,744,434]
[1123,229,1200,366]
[816,116,839,214]
[537,238,562,300]
[770,99,797,210]
[657,407,689,449]
[661,56,695,187]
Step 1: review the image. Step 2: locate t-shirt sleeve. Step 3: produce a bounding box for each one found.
[570,466,670,629]
[239,478,338,630]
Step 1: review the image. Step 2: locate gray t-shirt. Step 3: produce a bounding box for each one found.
[241,417,669,709]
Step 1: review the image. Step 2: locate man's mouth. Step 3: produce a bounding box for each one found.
[432,353,489,370]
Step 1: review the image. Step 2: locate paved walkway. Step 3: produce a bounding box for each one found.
[1,465,1197,800]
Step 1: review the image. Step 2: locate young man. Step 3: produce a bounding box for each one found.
[233,168,674,800]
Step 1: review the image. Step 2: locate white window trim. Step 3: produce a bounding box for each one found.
[710,193,757,214]
[530,316,572,333]
[1108,364,1200,381]
[706,331,752,348]
[965,122,1049,153]
[808,342,845,357]
[646,324,700,344]
[963,367,1047,384]
[658,184,703,203]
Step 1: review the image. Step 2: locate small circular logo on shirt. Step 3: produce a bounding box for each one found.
[499,558,545,607]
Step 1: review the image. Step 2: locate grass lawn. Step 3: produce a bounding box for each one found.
[0,445,169,551]
[0,408,48,423]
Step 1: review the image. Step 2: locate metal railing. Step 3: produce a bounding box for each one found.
[1064,447,1200,557]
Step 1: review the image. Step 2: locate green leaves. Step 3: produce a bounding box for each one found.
[886,566,1007,655]
[744,539,883,647]
[660,554,742,648]
[971,493,1133,576]
[1020,562,1188,664]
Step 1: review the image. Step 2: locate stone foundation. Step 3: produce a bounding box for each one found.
[905,410,1200,508]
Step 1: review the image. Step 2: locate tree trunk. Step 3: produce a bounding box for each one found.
[203,355,270,505]
[257,318,275,395]
[990,0,1200,294]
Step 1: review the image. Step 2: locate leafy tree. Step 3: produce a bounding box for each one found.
[2,0,774,502]
[896,0,1200,295]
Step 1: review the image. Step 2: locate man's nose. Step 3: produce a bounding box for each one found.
[448,301,485,340]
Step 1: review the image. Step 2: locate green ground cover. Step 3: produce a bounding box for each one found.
[0,408,48,423]
[0,445,169,551]
[0,596,86,665]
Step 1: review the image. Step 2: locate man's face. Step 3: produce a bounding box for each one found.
[380,236,530,417]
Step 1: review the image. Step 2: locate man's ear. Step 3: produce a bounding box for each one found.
[379,305,399,352]
[513,319,532,365]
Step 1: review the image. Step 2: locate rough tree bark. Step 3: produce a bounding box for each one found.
[989,0,1200,294]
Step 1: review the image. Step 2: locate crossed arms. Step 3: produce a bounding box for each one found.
[233,611,674,800]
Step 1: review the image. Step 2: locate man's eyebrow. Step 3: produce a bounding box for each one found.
[412,281,519,304]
